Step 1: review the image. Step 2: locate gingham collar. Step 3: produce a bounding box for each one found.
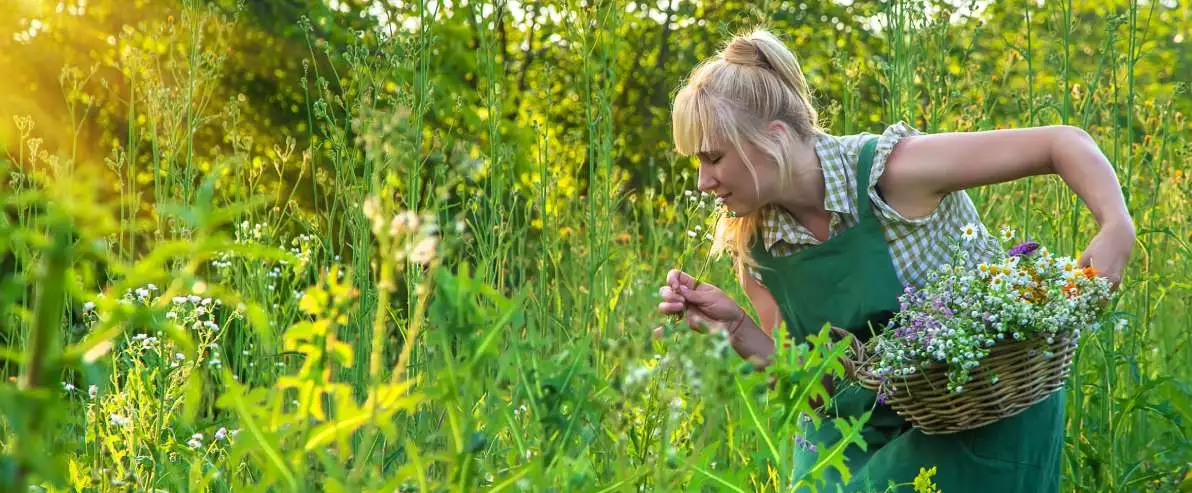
[760,131,853,250]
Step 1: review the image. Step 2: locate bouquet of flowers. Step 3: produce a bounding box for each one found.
[867,224,1114,397]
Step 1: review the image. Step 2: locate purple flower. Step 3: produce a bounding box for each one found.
[1007,241,1040,257]
[931,297,945,311]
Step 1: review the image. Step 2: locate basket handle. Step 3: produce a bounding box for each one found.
[829,326,867,381]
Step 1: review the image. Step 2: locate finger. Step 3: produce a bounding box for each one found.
[677,284,712,305]
[1077,250,1092,268]
[658,301,685,313]
[659,286,685,304]
[668,269,697,290]
[653,326,664,339]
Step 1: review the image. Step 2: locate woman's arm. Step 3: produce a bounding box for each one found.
[879,125,1135,285]
[717,267,777,364]
[740,265,780,338]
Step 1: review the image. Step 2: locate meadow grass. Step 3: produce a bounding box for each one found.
[0,0,1188,491]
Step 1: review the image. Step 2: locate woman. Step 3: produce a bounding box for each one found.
[656,28,1135,492]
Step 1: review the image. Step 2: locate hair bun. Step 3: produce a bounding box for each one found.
[723,38,772,70]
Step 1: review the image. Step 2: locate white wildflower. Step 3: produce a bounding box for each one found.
[409,236,438,265]
[999,225,1014,242]
[960,223,979,242]
[389,211,420,236]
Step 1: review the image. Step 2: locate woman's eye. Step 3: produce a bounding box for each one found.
[710,156,723,164]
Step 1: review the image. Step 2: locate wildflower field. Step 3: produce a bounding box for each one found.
[0,0,1189,491]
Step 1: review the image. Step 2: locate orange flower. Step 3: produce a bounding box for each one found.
[1062,283,1080,298]
[1082,266,1098,280]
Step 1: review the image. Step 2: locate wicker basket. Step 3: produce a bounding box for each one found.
[835,327,1078,435]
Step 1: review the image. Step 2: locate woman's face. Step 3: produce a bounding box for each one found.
[695,138,775,216]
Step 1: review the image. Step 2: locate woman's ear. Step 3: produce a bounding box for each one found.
[767,120,788,139]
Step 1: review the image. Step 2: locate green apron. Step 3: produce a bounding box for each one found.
[750,137,1065,493]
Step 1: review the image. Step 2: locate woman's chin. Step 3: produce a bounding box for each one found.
[727,197,760,216]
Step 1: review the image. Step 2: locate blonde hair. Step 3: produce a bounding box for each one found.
[671,27,822,278]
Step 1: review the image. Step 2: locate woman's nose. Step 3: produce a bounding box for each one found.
[697,165,716,193]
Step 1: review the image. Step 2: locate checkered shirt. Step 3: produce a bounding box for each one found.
[749,121,1004,289]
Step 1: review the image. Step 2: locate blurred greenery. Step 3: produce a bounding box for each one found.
[3,0,1186,213]
[0,0,1189,491]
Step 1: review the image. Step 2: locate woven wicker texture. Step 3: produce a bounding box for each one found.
[835,327,1076,435]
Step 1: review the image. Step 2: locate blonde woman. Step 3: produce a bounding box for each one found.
[656,28,1134,492]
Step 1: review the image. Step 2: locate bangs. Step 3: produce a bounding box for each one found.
[672,85,728,157]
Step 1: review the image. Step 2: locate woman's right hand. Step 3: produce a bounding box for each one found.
[655,269,746,337]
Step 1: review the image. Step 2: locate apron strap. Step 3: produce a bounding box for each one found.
[855,136,880,222]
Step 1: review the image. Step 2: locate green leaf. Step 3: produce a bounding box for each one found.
[180,365,204,426]
[0,347,25,365]
[218,377,300,492]
[488,463,535,492]
[686,460,748,493]
[734,377,781,469]
[796,411,870,491]
[468,292,523,369]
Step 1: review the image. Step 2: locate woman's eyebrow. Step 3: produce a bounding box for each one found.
[696,150,722,160]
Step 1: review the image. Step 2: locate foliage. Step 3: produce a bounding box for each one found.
[0,0,1189,491]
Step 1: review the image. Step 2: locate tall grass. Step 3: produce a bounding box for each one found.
[0,0,1188,491]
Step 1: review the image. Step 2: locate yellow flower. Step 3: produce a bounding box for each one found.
[977,263,991,277]
[913,466,941,493]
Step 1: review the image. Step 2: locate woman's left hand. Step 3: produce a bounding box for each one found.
[1078,221,1135,290]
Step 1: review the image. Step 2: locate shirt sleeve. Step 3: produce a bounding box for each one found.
[864,121,1003,263]
[866,121,936,225]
